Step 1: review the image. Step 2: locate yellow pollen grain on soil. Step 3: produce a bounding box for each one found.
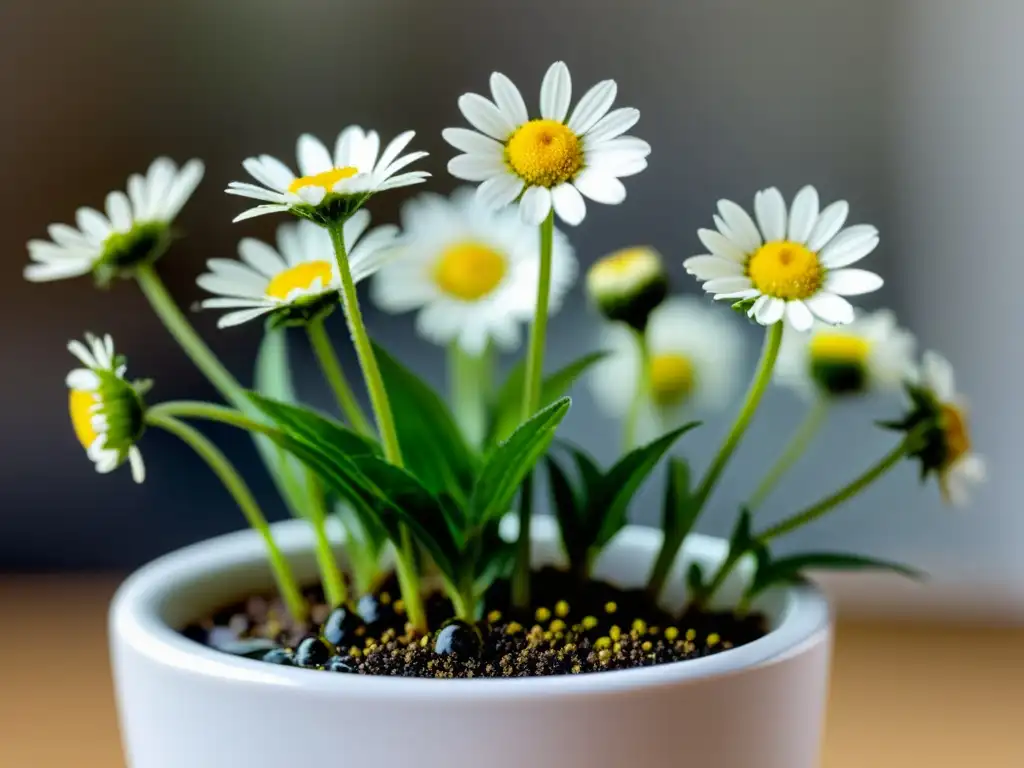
[433,241,507,301]
[505,119,584,188]
[747,240,824,300]
[649,353,695,407]
[265,261,334,300]
[69,389,99,448]
[287,166,359,195]
[809,333,871,364]
[940,404,972,465]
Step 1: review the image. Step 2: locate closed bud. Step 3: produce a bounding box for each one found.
[586,246,668,331]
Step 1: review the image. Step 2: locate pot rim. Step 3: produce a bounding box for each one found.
[110,519,831,701]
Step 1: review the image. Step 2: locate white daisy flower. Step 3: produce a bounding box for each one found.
[443,61,650,227]
[66,333,147,483]
[683,185,883,331]
[370,188,577,355]
[586,245,668,330]
[776,309,916,399]
[226,127,429,224]
[589,296,745,446]
[198,210,399,329]
[25,157,204,285]
[897,351,985,506]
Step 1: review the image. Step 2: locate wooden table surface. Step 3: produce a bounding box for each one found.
[3,576,1023,767]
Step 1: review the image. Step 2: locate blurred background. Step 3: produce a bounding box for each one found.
[0,0,1017,617]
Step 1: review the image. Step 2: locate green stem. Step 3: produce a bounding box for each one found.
[147,401,279,438]
[449,343,491,449]
[306,474,347,608]
[135,264,245,408]
[326,221,425,632]
[306,317,373,437]
[623,327,649,452]
[747,398,828,512]
[647,322,784,599]
[146,412,307,623]
[512,211,555,610]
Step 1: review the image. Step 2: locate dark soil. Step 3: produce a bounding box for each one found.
[183,568,767,679]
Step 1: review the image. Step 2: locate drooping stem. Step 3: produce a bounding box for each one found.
[326,221,425,632]
[747,398,829,512]
[146,400,279,438]
[512,211,555,610]
[306,474,347,608]
[623,327,650,452]
[146,412,307,623]
[306,316,373,437]
[449,342,491,449]
[135,264,245,408]
[647,322,784,599]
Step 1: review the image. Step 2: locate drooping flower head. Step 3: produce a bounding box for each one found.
[586,246,669,331]
[589,296,745,446]
[226,128,429,226]
[684,186,883,331]
[371,188,577,355]
[776,310,916,399]
[25,158,204,286]
[198,211,399,329]
[66,334,148,483]
[444,62,650,226]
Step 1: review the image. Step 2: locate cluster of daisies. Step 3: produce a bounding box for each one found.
[25,60,982,513]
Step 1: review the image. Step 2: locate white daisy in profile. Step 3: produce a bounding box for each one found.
[776,309,916,399]
[66,333,148,483]
[370,188,577,354]
[895,351,985,506]
[226,127,429,224]
[25,157,204,285]
[198,210,399,329]
[589,296,745,446]
[683,185,883,331]
[443,61,650,226]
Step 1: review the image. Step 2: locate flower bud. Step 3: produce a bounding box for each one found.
[586,246,668,330]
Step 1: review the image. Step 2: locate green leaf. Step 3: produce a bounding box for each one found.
[686,561,705,594]
[248,392,379,461]
[371,341,478,501]
[472,522,516,594]
[752,551,924,596]
[561,441,602,492]
[661,457,697,542]
[594,423,700,548]
[545,453,586,567]
[469,397,571,524]
[488,352,607,446]
[727,508,755,559]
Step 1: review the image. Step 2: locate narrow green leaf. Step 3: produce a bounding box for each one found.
[595,422,701,548]
[753,551,924,595]
[371,341,478,501]
[470,397,571,524]
[727,508,754,559]
[545,453,587,567]
[248,392,378,460]
[661,457,696,541]
[686,562,705,594]
[489,352,607,446]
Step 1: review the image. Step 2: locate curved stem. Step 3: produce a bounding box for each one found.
[135,264,245,408]
[512,211,555,610]
[147,401,279,438]
[647,322,784,599]
[306,317,373,437]
[623,327,649,452]
[146,412,307,623]
[747,398,828,512]
[327,221,425,632]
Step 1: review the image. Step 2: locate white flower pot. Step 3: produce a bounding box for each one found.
[110,517,832,768]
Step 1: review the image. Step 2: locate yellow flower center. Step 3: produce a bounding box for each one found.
[69,389,99,449]
[433,241,507,301]
[287,166,359,195]
[940,404,971,467]
[505,119,584,188]
[747,240,824,300]
[265,261,334,300]
[808,333,871,365]
[649,353,695,407]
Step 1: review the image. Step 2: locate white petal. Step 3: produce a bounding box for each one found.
[753,187,786,243]
[232,204,291,223]
[105,191,133,232]
[819,224,879,268]
[343,209,372,249]
[332,126,364,167]
[717,200,763,252]
[490,72,529,126]
[756,297,786,325]
[204,259,268,290]
[376,172,430,191]
[24,261,92,282]
[256,155,298,189]
[353,130,381,172]
[476,175,524,210]
[682,256,743,280]
[68,339,97,367]
[748,295,770,318]
[714,288,760,300]
[922,351,956,401]
[196,274,265,299]
[825,269,884,296]
[807,201,850,252]
[785,301,814,331]
[458,94,514,141]
[376,150,429,182]
[584,108,640,144]
[539,61,572,121]
[144,158,176,217]
[787,185,819,244]
[126,174,148,220]
[551,183,586,226]
[75,207,112,244]
[237,238,288,277]
[703,276,754,294]
[448,153,505,182]
[297,186,326,205]
[129,447,146,484]
[586,135,651,157]
[589,154,647,179]
[519,186,552,225]
[375,131,416,174]
[225,182,287,203]
[442,127,503,155]
[66,369,100,390]
[200,297,267,309]
[217,307,275,328]
[572,169,625,204]
[568,79,617,135]
[697,228,747,263]
[804,292,855,324]
[160,159,205,220]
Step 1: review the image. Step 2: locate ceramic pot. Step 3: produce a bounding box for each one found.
[110,517,832,768]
